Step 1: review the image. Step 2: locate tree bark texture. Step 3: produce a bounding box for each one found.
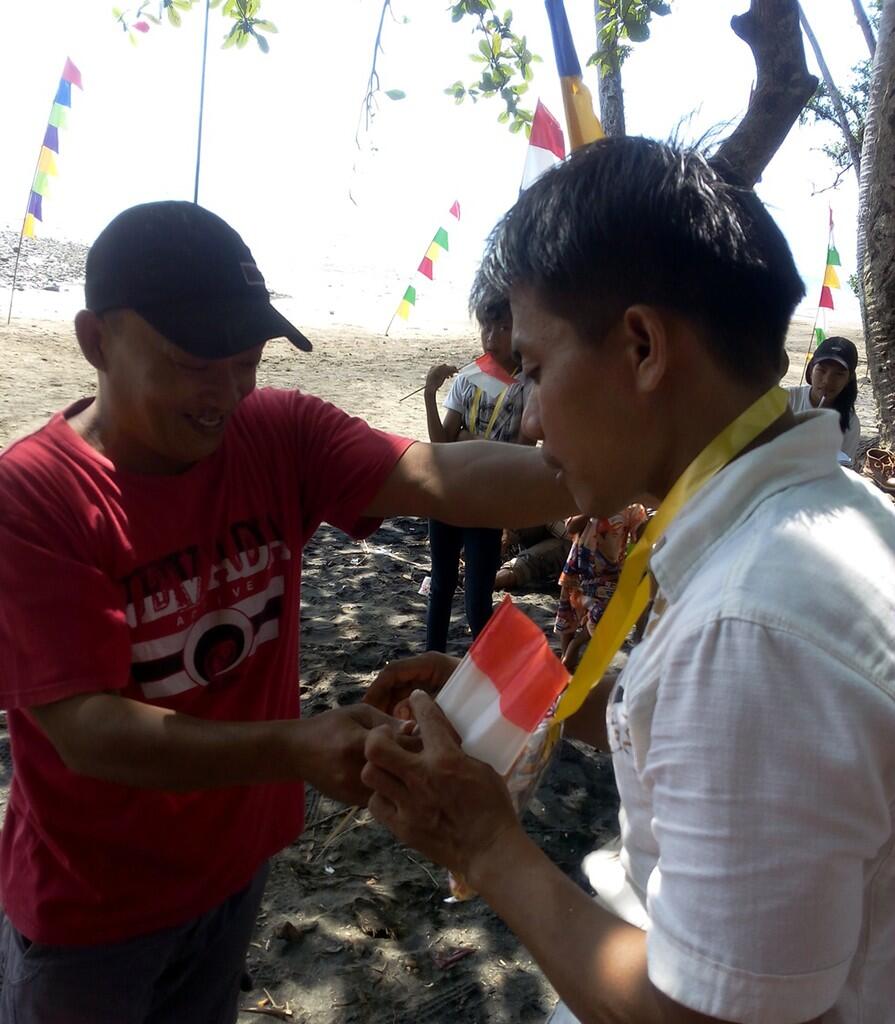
[594,1,626,137]
[857,0,895,443]
[799,4,863,177]
[851,0,878,57]
[714,0,818,186]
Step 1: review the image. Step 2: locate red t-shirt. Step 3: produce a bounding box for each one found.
[0,387,412,945]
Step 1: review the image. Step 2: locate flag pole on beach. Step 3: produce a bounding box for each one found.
[6,58,83,326]
[800,206,840,383]
[385,201,461,335]
[193,0,211,204]
[544,0,604,152]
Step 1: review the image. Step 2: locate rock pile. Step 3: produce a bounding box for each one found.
[1,229,88,292]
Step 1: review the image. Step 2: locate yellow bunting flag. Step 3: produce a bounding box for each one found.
[37,148,58,176]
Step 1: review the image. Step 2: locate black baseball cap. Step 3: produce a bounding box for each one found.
[84,201,312,357]
[808,336,858,375]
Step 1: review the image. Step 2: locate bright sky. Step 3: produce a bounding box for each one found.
[0,0,870,331]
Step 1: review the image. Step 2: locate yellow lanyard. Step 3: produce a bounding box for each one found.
[468,385,510,440]
[552,385,789,724]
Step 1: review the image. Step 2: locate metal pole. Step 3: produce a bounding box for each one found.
[193,0,211,204]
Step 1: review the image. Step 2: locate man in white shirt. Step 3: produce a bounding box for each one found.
[361,137,895,1024]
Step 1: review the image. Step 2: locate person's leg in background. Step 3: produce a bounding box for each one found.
[462,526,504,638]
[426,518,464,652]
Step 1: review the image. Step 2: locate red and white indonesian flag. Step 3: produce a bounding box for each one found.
[520,100,566,191]
[456,353,517,401]
[436,597,569,775]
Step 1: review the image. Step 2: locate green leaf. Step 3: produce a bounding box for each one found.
[625,20,649,42]
[497,109,510,123]
[236,30,249,48]
[509,118,524,133]
[254,19,277,32]
[384,89,406,100]
[255,32,269,53]
[112,6,123,17]
[167,5,181,26]
[478,39,492,59]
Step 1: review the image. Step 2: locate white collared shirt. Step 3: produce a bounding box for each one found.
[595,410,895,1024]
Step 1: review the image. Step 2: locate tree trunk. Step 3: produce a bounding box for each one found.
[851,0,877,57]
[714,0,818,186]
[594,1,626,137]
[857,0,895,444]
[799,4,862,177]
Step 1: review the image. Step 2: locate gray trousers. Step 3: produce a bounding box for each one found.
[0,862,268,1024]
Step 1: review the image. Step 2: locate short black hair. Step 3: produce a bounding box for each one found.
[479,136,805,381]
[469,270,512,327]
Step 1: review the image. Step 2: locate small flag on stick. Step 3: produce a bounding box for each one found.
[386,202,461,335]
[520,100,565,191]
[801,206,841,378]
[7,58,83,324]
[544,0,604,152]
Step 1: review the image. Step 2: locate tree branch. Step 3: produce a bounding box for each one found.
[851,0,877,58]
[799,3,862,177]
[714,0,818,186]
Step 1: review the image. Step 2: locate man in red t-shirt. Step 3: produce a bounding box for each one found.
[0,202,571,1023]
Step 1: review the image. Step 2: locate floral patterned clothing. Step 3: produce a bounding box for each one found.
[554,504,649,638]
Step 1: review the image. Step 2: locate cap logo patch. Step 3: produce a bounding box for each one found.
[241,262,266,287]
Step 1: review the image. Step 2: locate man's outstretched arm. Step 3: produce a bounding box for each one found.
[363,439,576,527]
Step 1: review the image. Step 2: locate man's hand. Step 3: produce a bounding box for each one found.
[364,652,460,718]
[425,363,458,394]
[362,691,519,881]
[299,703,412,807]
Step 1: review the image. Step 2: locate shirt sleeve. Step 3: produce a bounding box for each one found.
[286,391,413,540]
[0,509,131,710]
[442,376,468,417]
[640,618,889,1023]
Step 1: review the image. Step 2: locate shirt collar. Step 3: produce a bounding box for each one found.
[650,410,844,601]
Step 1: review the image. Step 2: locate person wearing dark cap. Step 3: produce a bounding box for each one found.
[788,336,861,464]
[0,201,573,1022]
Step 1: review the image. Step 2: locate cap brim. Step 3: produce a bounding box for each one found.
[137,297,312,359]
[811,354,850,372]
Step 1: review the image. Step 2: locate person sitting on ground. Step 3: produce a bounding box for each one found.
[0,201,572,1024]
[494,519,572,591]
[554,506,649,669]
[788,336,861,464]
[363,137,895,1024]
[422,279,532,652]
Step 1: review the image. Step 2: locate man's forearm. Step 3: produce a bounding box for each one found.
[365,440,576,525]
[470,828,668,1024]
[30,693,305,791]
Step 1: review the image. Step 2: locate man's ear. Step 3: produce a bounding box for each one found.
[621,304,668,395]
[74,310,107,372]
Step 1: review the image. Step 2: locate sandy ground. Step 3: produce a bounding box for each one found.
[0,307,877,1023]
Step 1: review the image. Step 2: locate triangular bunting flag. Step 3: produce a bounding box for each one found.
[823,265,841,289]
[48,103,69,129]
[418,257,434,280]
[23,214,37,238]
[827,246,841,266]
[38,148,58,175]
[449,201,460,219]
[819,286,835,310]
[32,172,51,196]
[62,57,83,89]
[43,125,59,153]
[433,227,449,251]
[55,80,72,108]
[425,241,442,262]
[27,193,43,221]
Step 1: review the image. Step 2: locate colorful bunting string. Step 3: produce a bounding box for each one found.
[801,207,841,380]
[7,58,83,324]
[386,201,461,334]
